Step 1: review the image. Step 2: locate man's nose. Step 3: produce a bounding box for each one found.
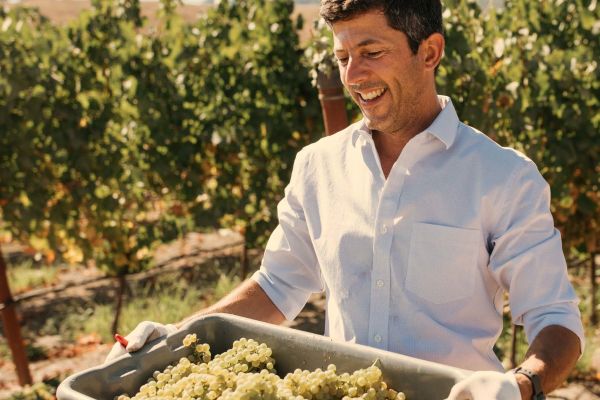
[342,57,367,87]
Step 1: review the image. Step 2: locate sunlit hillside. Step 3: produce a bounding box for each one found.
[6,0,321,44]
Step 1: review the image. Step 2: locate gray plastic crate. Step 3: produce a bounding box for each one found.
[57,313,469,400]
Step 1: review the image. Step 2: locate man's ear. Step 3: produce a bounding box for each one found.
[420,33,445,71]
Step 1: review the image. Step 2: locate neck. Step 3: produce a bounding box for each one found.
[372,93,442,178]
[385,92,442,142]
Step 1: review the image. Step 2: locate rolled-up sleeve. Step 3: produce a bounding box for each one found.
[251,150,323,321]
[488,159,585,352]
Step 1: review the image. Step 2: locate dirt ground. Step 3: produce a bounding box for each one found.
[0,230,248,397]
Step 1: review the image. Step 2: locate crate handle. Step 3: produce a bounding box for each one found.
[118,368,138,379]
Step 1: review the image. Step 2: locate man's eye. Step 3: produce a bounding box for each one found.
[366,51,383,58]
[336,57,349,66]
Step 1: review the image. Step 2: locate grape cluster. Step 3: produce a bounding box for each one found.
[116,335,406,400]
[279,364,403,400]
[209,337,276,374]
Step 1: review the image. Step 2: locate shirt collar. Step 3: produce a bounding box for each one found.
[351,120,372,147]
[425,95,460,150]
[351,95,460,150]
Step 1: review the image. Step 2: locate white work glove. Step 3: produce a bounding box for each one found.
[104,321,177,364]
[445,371,521,400]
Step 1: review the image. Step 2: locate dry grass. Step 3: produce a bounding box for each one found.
[9,0,322,44]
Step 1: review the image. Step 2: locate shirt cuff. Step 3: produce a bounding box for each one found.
[251,269,311,321]
[522,302,586,356]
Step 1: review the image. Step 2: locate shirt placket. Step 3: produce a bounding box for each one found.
[365,140,416,350]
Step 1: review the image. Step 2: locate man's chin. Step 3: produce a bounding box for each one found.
[362,116,387,133]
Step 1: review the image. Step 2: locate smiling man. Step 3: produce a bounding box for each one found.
[107,1,584,399]
[311,1,583,399]
[330,5,443,178]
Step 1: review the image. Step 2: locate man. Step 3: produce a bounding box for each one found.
[107,1,584,399]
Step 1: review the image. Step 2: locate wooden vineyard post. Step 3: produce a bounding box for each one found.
[592,253,598,326]
[111,275,127,336]
[240,244,249,280]
[0,247,32,386]
[510,323,518,368]
[316,71,348,136]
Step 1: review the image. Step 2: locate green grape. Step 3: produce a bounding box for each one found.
[117,335,406,400]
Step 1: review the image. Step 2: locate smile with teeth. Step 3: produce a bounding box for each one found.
[358,88,386,101]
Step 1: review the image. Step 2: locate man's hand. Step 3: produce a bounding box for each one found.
[446,371,521,400]
[103,280,283,364]
[104,321,177,363]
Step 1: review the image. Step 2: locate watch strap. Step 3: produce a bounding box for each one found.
[513,367,545,400]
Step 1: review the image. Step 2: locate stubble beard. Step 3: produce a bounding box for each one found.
[362,98,418,138]
[362,79,418,136]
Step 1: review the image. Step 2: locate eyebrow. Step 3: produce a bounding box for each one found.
[334,38,383,53]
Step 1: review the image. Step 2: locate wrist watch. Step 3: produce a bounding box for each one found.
[513,367,546,400]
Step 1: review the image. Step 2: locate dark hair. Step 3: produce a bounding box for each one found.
[320,0,443,54]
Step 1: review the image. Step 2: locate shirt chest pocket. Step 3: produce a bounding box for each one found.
[405,223,481,304]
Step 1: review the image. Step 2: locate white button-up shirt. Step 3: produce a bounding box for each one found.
[252,96,584,371]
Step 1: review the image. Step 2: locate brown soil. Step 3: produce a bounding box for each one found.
[0,230,248,397]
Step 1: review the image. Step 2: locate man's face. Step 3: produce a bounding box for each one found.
[332,10,428,135]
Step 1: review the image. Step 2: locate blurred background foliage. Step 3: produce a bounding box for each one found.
[0,0,598,278]
[439,0,599,260]
[0,0,320,277]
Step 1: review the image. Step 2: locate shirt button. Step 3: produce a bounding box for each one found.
[374,334,382,343]
[376,280,384,287]
[380,225,388,234]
